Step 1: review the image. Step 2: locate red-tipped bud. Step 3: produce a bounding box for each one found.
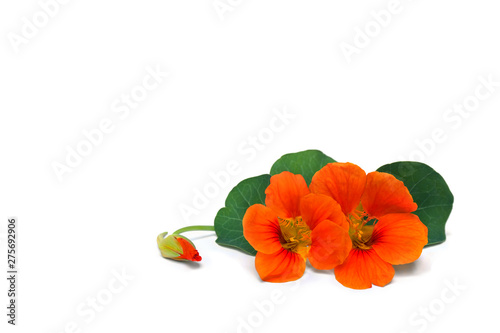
[157,232,202,262]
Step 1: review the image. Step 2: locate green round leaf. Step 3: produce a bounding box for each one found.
[270,149,336,185]
[377,162,454,245]
[214,174,271,255]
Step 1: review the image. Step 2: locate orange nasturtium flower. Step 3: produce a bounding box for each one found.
[243,171,352,282]
[157,232,202,262]
[310,162,428,289]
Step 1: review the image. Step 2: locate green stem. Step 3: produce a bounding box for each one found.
[173,225,215,235]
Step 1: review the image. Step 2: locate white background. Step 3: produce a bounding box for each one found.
[1,1,499,332]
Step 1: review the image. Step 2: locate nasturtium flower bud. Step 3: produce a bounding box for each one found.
[157,232,202,262]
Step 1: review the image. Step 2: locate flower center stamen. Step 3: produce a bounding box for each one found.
[348,204,377,250]
[278,216,311,258]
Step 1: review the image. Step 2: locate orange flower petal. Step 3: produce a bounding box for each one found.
[255,248,306,282]
[265,171,310,218]
[300,193,348,231]
[371,213,428,265]
[334,249,395,289]
[361,171,417,218]
[309,220,352,270]
[243,204,283,254]
[310,163,366,215]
